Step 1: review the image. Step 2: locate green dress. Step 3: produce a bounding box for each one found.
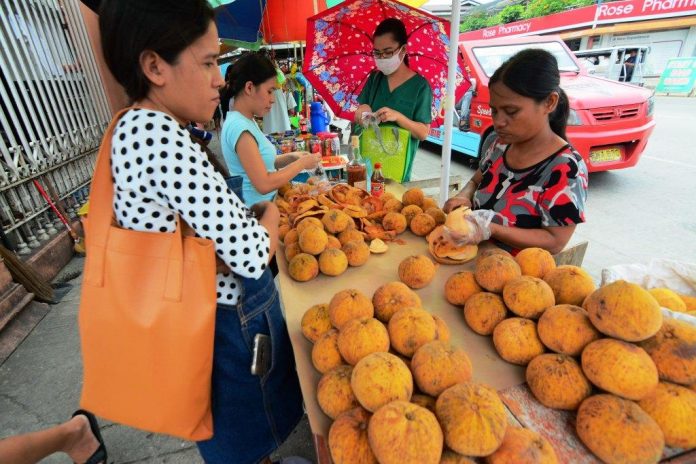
[357,71,432,182]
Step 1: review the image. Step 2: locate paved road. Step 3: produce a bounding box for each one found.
[412,95,696,279]
[0,96,693,463]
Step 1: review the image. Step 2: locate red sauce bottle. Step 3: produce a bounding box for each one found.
[371,163,385,198]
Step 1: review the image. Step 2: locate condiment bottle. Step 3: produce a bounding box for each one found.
[347,135,367,189]
[371,162,385,198]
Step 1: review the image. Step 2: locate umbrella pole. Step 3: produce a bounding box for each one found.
[439,0,462,206]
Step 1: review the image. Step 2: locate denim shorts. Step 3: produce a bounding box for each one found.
[196,268,304,464]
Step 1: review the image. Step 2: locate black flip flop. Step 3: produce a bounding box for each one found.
[71,409,108,464]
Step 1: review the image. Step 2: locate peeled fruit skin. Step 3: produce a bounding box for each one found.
[329,407,378,464]
[537,304,600,356]
[485,426,558,464]
[382,212,407,234]
[410,213,437,236]
[444,271,482,306]
[329,289,374,329]
[463,292,507,336]
[648,287,687,312]
[515,247,557,279]
[367,401,443,464]
[398,255,437,289]
[526,354,592,410]
[581,338,658,401]
[337,317,390,365]
[576,394,664,464]
[288,253,319,282]
[411,341,473,397]
[436,382,508,457]
[322,209,352,234]
[493,318,545,365]
[369,238,388,254]
[319,248,349,276]
[503,276,556,319]
[639,318,696,385]
[475,254,522,293]
[301,303,332,343]
[637,381,696,449]
[342,240,370,267]
[317,365,359,419]
[299,226,328,255]
[351,352,413,412]
[584,280,663,342]
[372,281,422,322]
[388,307,438,357]
[312,329,343,373]
[543,265,596,306]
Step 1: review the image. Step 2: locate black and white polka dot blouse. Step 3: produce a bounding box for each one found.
[110,108,270,304]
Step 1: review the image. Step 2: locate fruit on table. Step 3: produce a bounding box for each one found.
[502,276,555,319]
[436,382,507,457]
[422,196,438,211]
[492,317,545,366]
[411,340,473,397]
[383,198,403,213]
[329,289,374,329]
[536,304,600,357]
[444,271,482,306]
[401,205,423,226]
[328,407,377,464]
[317,365,359,420]
[283,228,299,246]
[284,242,301,261]
[637,381,696,449]
[368,401,443,464]
[326,235,342,249]
[581,338,658,401]
[342,240,370,267]
[639,318,696,385]
[300,303,332,343]
[427,225,478,265]
[648,287,687,312]
[475,246,513,267]
[576,394,664,464]
[525,354,592,410]
[296,217,324,235]
[542,265,595,306]
[398,255,437,289]
[351,352,413,412]
[584,280,662,342]
[382,212,407,234]
[312,329,343,373]
[322,209,352,234]
[410,393,436,413]
[410,212,437,237]
[677,292,696,311]
[372,281,421,322]
[514,247,556,279]
[299,226,328,255]
[388,307,438,357]
[337,317,390,365]
[440,449,476,464]
[318,248,348,276]
[425,207,446,225]
[337,228,365,245]
[475,254,522,293]
[432,314,451,343]
[288,253,319,282]
[463,292,507,336]
[485,426,558,464]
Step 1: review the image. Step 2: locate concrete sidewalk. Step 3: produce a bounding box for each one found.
[0,256,315,463]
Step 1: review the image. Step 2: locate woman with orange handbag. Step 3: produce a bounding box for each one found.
[89,1,305,462]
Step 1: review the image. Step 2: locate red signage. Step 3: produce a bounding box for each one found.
[459,0,696,41]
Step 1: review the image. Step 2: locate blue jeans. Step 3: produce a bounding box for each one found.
[226,175,244,203]
[196,268,304,463]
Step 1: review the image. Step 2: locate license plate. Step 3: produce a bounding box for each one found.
[590,147,622,163]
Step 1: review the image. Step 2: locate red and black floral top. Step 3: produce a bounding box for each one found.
[473,139,588,252]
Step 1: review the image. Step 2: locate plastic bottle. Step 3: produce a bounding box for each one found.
[371,162,385,198]
[347,136,367,189]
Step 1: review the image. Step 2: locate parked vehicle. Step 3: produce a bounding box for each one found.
[574,46,650,86]
[427,35,655,172]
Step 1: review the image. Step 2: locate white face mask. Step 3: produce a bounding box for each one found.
[375,47,405,76]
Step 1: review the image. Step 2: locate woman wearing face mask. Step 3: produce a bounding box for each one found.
[222,52,321,207]
[443,49,588,255]
[354,18,432,182]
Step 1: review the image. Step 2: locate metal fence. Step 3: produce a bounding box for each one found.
[0,0,109,254]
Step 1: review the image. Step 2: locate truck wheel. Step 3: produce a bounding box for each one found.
[480,131,497,160]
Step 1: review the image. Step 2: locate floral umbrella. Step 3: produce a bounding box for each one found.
[304,0,469,126]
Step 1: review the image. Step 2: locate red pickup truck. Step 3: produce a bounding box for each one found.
[427,35,656,172]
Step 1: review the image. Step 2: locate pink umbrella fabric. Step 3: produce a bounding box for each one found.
[304,0,469,127]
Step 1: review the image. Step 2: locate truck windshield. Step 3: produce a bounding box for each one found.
[472,41,580,76]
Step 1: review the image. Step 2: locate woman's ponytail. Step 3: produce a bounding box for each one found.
[550,88,569,141]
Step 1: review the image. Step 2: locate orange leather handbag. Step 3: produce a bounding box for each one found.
[78,109,217,440]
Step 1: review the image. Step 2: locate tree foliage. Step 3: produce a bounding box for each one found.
[460,0,596,32]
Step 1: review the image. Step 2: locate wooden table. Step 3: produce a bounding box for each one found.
[276,191,695,463]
